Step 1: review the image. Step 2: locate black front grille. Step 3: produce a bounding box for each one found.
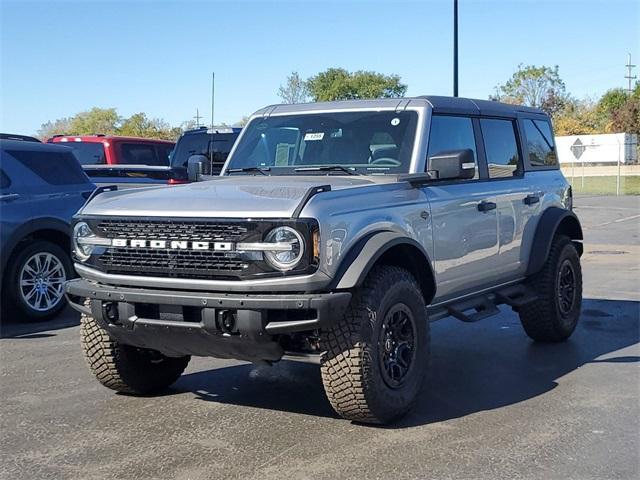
[95,220,249,242]
[91,219,258,279]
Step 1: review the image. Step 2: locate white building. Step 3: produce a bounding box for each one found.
[555,133,638,165]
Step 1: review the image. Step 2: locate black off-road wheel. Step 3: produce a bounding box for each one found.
[519,235,582,342]
[320,266,430,424]
[80,301,190,394]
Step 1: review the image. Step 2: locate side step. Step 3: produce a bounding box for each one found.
[429,284,538,323]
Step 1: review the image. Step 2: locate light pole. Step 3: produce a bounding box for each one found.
[453,0,459,97]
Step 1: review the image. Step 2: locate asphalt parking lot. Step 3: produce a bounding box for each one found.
[1,195,638,480]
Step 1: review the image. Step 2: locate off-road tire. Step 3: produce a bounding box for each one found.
[320,266,429,424]
[80,300,190,394]
[3,240,73,322]
[519,235,582,342]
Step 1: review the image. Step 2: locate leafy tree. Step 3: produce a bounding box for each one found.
[493,64,568,115]
[68,107,120,135]
[610,97,640,133]
[553,99,601,135]
[119,113,176,140]
[306,68,407,101]
[37,117,72,139]
[278,71,308,104]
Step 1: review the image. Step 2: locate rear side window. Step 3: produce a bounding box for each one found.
[7,149,89,185]
[427,115,478,179]
[480,119,521,178]
[524,119,558,167]
[119,143,162,166]
[0,169,11,189]
[58,142,106,165]
[155,144,173,166]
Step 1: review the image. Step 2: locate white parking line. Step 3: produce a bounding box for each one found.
[590,214,640,228]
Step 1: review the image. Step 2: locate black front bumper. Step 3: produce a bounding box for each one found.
[65,278,351,363]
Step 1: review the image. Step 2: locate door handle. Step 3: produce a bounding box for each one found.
[523,194,540,206]
[0,193,19,202]
[477,201,496,212]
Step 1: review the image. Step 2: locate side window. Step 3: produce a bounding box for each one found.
[427,115,478,179]
[155,144,173,166]
[119,143,161,166]
[0,169,11,189]
[524,119,558,167]
[480,119,522,178]
[7,149,89,185]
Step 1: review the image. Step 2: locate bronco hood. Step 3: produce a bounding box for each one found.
[80,175,388,218]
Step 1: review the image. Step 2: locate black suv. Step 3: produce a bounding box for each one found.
[171,127,242,180]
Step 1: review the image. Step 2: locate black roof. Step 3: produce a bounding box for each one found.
[0,133,41,143]
[417,96,546,117]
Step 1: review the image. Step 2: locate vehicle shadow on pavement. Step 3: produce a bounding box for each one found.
[0,306,80,339]
[175,297,639,426]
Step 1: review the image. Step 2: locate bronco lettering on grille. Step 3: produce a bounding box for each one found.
[111,238,233,251]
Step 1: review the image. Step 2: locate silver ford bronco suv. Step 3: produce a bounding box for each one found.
[66,96,583,424]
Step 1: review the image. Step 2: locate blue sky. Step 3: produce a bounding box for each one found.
[1,0,638,135]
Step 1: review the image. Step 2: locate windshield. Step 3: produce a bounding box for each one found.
[226,111,418,175]
[171,132,239,168]
[58,142,105,165]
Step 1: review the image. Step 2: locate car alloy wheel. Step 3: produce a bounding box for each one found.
[19,252,67,312]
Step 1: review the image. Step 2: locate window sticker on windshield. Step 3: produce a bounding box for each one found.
[391,118,400,126]
[304,132,324,141]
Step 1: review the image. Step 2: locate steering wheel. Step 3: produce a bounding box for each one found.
[370,157,401,167]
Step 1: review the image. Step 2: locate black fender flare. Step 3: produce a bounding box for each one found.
[526,207,583,276]
[333,231,436,304]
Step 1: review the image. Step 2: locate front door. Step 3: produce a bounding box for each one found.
[423,115,499,302]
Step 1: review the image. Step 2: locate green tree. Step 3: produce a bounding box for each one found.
[119,112,175,140]
[37,117,72,139]
[553,99,602,135]
[610,97,640,133]
[306,68,407,101]
[493,64,568,115]
[68,107,120,135]
[278,71,308,104]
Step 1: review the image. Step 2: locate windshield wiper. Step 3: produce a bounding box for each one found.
[226,166,270,176]
[294,165,359,175]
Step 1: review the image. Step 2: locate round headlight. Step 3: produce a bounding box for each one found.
[263,226,304,271]
[73,221,94,261]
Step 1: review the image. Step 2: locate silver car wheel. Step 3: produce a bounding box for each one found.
[19,252,67,312]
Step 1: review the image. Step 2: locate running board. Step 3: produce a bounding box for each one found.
[429,284,538,323]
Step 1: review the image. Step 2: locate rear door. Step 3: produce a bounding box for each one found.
[423,115,500,302]
[478,117,532,279]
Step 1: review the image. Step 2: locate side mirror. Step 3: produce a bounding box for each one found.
[187,154,210,182]
[428,149,476,180]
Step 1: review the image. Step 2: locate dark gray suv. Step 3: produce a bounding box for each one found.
[1,140,94,321]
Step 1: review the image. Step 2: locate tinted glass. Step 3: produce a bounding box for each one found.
[58,142,106,165]
[170,132,239,168]
[524,119,558,167]
[119,144,161,166]
[427,115,478,178]
[155,144,173,166]
[7,149,90,185]
[480,119,521,178]
[0,169,10,188]
[229,111,418,174]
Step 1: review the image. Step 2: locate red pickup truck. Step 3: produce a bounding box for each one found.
[47,135,177,187]
[48,134,174,166]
